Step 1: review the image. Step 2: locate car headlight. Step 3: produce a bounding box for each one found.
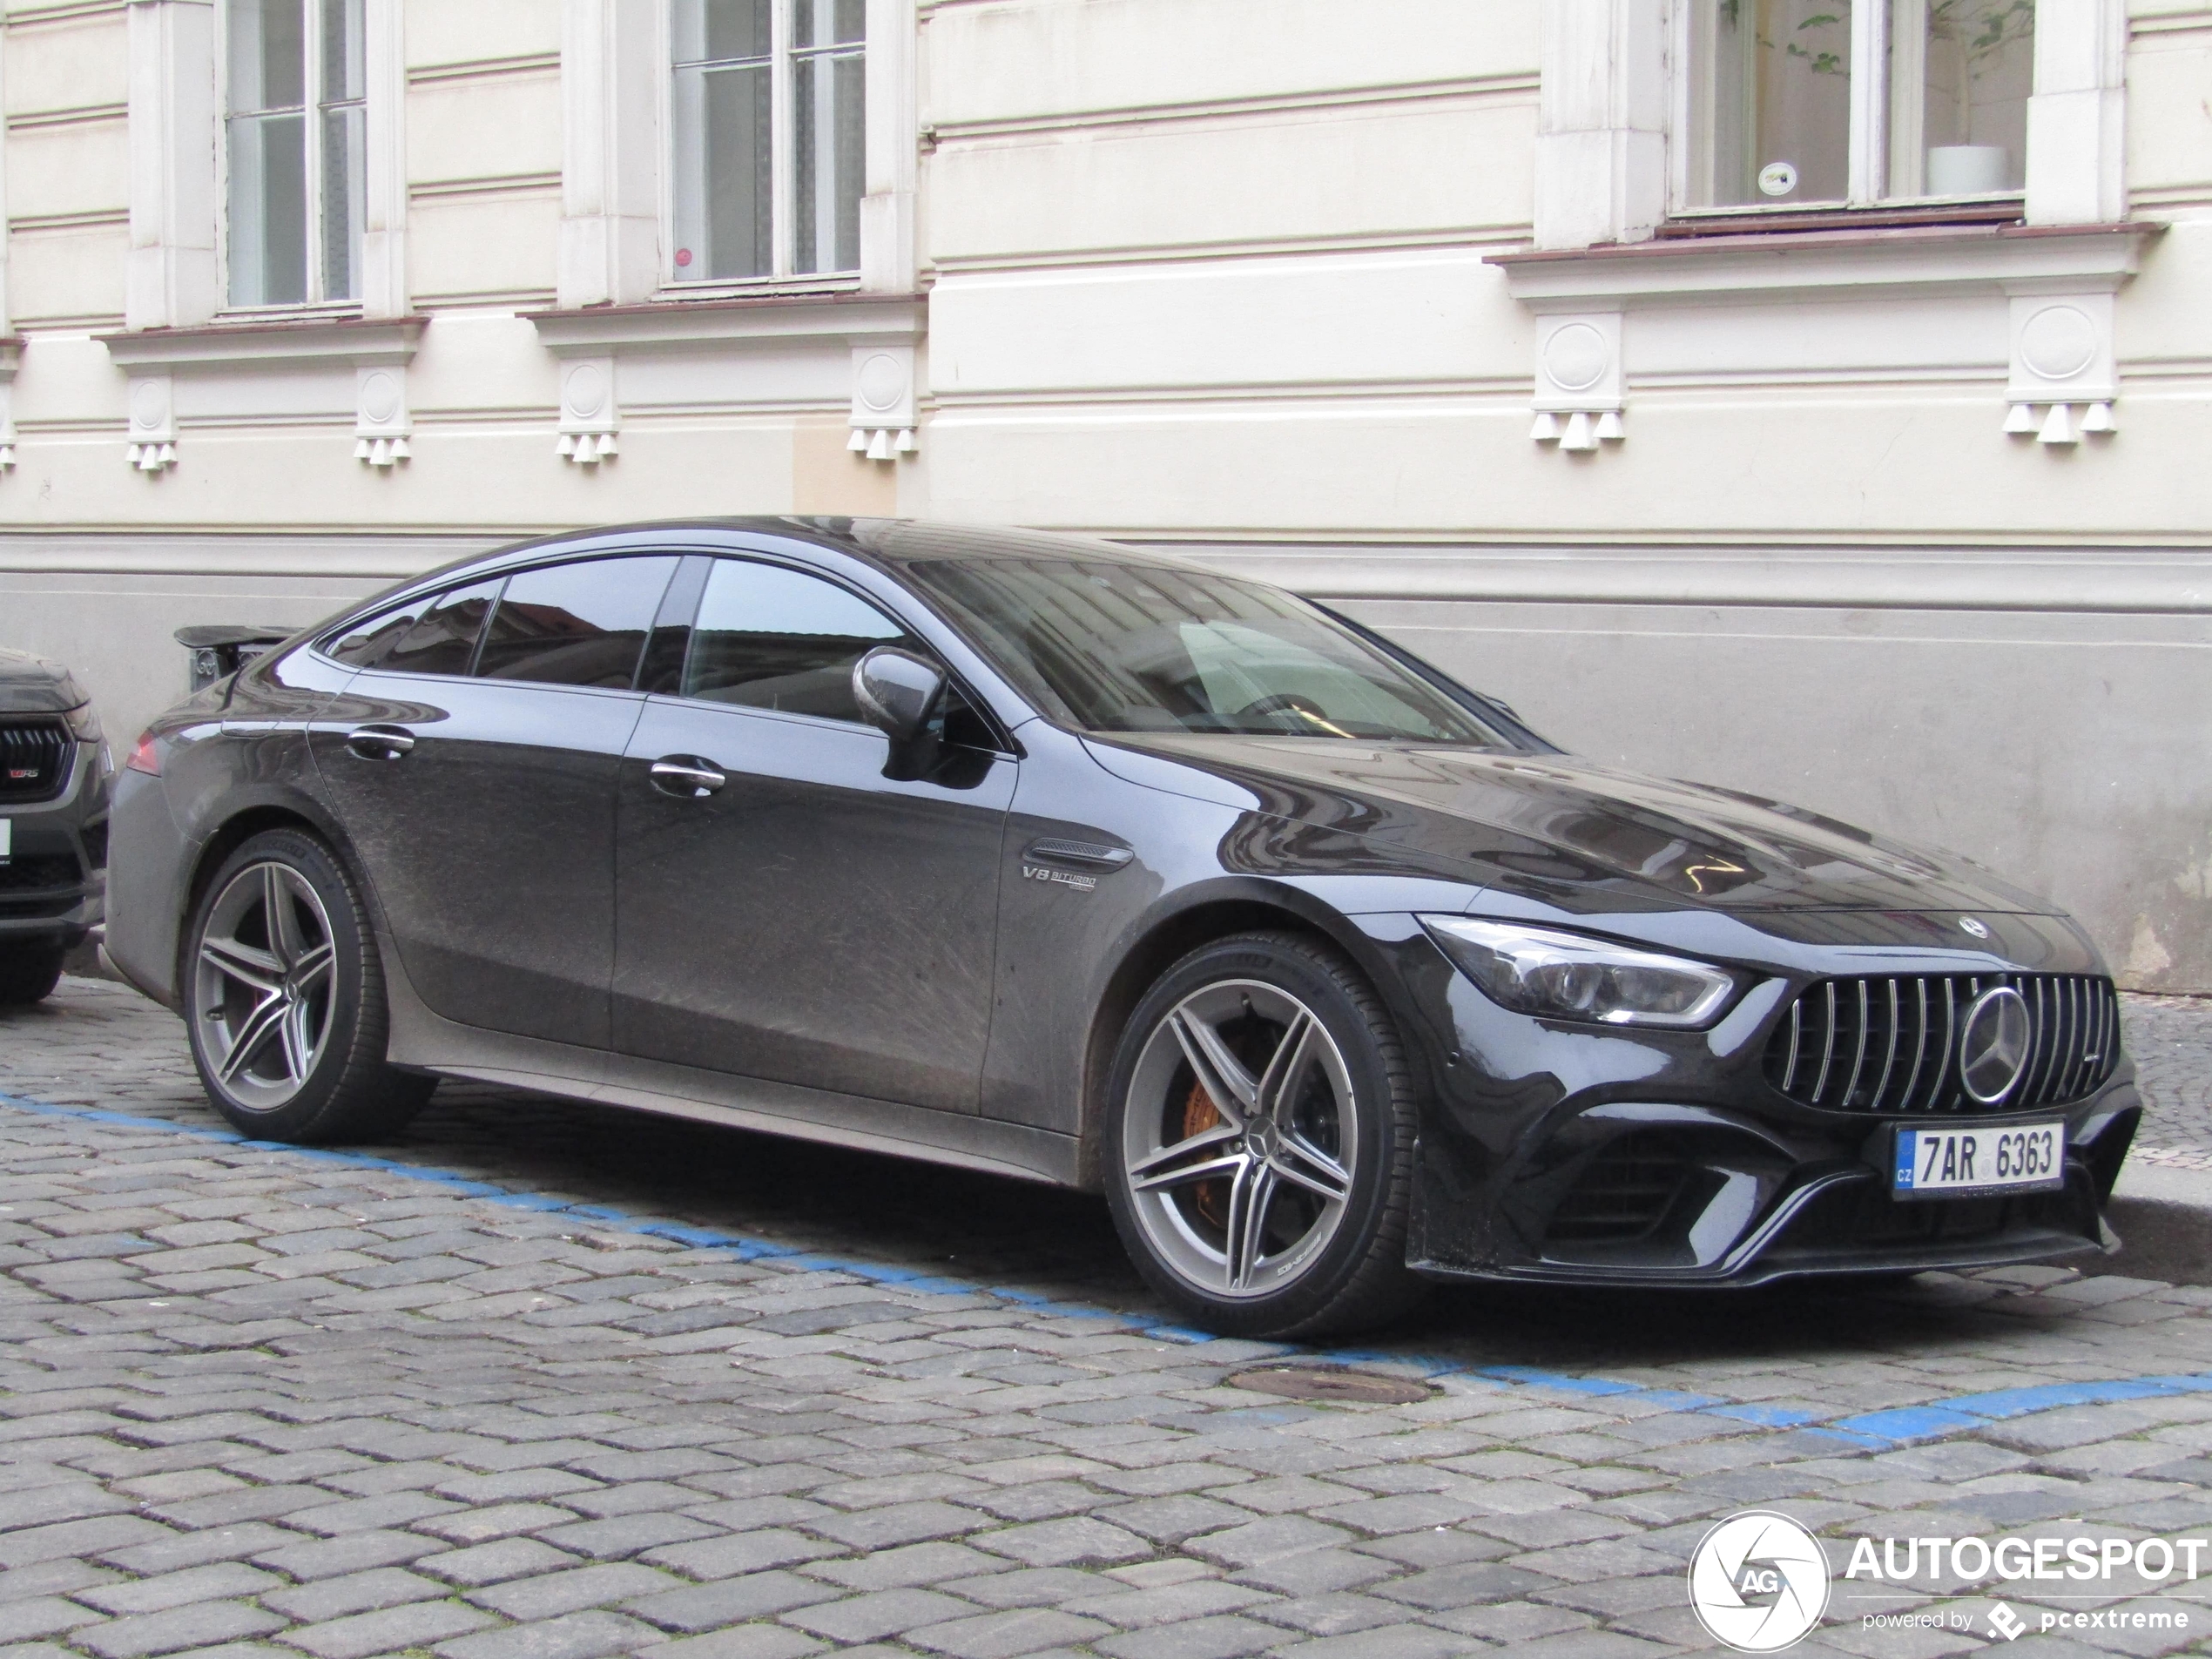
[1420,915,1737,1028]
[64,703,103,744]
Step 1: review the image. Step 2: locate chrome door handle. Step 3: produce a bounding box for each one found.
[651,757,726,799]
[345,725,415,761]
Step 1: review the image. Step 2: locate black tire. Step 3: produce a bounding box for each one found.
[1103,930,1426,1340]
[0,944,64,1006]
[183,828,433,1143]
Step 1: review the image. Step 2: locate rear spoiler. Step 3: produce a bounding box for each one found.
[175,624,295,693]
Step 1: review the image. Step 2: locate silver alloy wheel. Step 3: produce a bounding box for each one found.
[1122,978,1358,1299]
[192,861,338,1111]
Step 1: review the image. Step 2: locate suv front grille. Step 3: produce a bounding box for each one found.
[0,718,71,805]
[0,855,83,894]
[1764,974,2119,1114]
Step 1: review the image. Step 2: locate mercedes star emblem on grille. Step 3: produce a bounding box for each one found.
[1959,985,2032,1104]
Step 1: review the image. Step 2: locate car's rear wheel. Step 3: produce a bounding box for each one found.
[0,943,64,1006]
[1103,931,1426,1339]
[185,829,431,1143]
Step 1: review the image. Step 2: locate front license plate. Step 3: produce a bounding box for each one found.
[0,818,10,860]
[1894,1123,2066,1198]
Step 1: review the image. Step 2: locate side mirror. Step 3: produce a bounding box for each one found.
[853,645,948,755]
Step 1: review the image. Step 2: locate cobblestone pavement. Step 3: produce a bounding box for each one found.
[2,980,2211,1659]
[2123,997,2212,1166]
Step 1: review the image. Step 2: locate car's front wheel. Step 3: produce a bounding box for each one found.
[1103,931,1426,1339]
[185,828,432,1143]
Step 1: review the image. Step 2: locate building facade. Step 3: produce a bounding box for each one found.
[0,0,2205,988]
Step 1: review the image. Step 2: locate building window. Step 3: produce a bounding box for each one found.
[1682,0,2035,211]
[226,0,366,307]
[671,0,866,284]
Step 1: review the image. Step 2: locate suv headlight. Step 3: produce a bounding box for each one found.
[64,703,103,744]
[1420,915,1737,1028]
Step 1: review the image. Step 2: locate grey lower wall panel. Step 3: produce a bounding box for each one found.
[1343,597,2212,995]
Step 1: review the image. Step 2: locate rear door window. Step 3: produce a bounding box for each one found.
[376,581,502,678]
[682,559,914,724]
[474,557,682,689]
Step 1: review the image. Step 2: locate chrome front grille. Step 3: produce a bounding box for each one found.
[0,718,70,805]
[1764,974,2119,1114]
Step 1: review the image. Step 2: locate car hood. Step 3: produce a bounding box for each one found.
[0,648,86,714]
[1085,733,2054,916]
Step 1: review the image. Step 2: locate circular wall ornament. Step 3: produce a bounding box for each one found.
[359,371,401,426]
[1757,161,1798,198]
[1541,322,1609,395]
[564,362,608,421]
[2020,305,2098,382]
[855,351,907,415]
[130,381,166,432]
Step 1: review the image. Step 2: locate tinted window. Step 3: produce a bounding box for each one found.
[326,602,422,667]
[380,581,501,678]
[475,557,681,689]
[901,557,1507,745]
[683,560,911,723]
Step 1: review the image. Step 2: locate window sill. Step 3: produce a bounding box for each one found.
[1656,200,2024,239]
[1489,219,2165,307]
[97,314,427,371]
[523,291,924,353]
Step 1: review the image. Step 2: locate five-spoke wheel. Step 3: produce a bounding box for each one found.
[193,860,337,1110]
[183,829,432,1143]
[1105,932,1423,1338]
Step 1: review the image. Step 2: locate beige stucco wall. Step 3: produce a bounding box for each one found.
[0,0,2204,988]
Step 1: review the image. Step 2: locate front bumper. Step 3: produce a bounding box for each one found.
[1374,911,2135,1287]
[1,740,107,949]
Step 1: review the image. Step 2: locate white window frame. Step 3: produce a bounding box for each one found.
[1669,0,2040,215]
[125,0,401,330]
[1533,0,2127,252]
[557,0,911,307]
[661,0,866,292]
[219,0,370,312]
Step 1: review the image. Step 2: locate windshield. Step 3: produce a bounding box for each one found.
[903,556,1507,744]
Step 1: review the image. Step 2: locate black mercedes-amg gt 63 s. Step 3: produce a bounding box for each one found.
[106,520,2138,1337]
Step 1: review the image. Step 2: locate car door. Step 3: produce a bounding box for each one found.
[612,555,1016,1113]
[309,554,681,1048]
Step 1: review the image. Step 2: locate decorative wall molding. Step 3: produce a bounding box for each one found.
[1495,222,2159,445]
[557,356,619,465]
[1534,0,1668,251]
[354,366,412,468]
[2006,292,2116,443]
[860,0,921,294]
[527,294,926,463]
[1529,312,1623,452]
[557,0,661,308]
[361,0,410,319]
[99,317,427,469]
[848,342,919,461]
[125,0,220,332]
[125,373,177,472]
[2027,0,2129,226]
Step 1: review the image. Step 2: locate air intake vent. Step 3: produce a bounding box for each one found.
[0,855,82,894]
[1764,975,2119,1114]
[1547,1130,1694,1244]
[0,718,70,805]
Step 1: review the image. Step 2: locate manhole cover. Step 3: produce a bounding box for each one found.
[1227,1365,1437,1405]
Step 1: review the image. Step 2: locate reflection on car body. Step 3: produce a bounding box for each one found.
[105,519,2139,1337]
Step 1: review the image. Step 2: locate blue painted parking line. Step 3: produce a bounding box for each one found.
[0,1089,2184,1453]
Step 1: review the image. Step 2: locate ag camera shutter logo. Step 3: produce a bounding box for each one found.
[1689,1511,1832,1652]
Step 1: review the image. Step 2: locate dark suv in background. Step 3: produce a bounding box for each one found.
[0,649,110,1003]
